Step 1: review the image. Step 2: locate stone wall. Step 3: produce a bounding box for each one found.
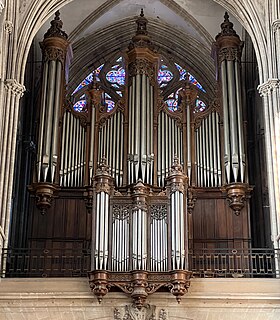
[0,278,279,320]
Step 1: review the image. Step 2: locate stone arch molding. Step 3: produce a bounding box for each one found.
[4,0,268,86]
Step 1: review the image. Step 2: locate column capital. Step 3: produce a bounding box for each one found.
[257,78,280,97]
[4,21,13,34]
[4,79,25,97]
[272,19,280,33]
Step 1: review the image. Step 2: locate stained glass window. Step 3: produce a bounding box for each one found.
[165,89,181,112]
[72,64,104,95]
[175,63,187,81]
[158,65,173,86]
[106,57,125,88]
[194,99,207,113]
[104,93,115,112]
[174,63,206,93]
[73,100,87,112]
[188,74,206,93]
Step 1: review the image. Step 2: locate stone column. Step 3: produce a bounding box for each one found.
[0,79,25,255]
[258,80,280,251]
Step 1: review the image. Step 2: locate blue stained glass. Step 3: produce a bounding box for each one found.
[157,67,173,85]
[188,73,206,93]
[79,94,86,99]
[73,100,87,112]
[194,99,207,113]
[105,93,115,112]
[116,91,122,97]
[175,63,187,81]
[116,57,122,62]
[72,64,104,95]
[106,67,125,85]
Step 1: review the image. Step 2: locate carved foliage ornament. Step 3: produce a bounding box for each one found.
[4,79,25,96]
[258,79,280,96]
[4,21,13,34]
[150,205,167,220]
[114,304,168,320]
[218,47,241,62]
[128,59,156,85]
[42,47,65,63]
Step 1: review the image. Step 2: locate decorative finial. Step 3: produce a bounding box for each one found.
[216,11,237,37]
[224,11,229,22]
[140,8,144,17]
[96,155,111,175]
[44,10,68,40]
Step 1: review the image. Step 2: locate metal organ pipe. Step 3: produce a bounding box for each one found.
[59,111,85,187]
[195,112,222,187]
[221,60,231,183]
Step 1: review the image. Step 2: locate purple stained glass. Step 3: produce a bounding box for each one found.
[106,67,125,85]
[188,73,206,92]
[194,99,207,113]
[73,100,87,112]
[175,63,187,81]
[72,64,104,95]
[157,66,173,85]
[105,93,115,112]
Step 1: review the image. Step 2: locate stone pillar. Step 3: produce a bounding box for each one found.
[258,80,280,251]
[0,79,25,255]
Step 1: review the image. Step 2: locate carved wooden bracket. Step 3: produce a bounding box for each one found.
[187,188,197,214]
[89,269,192,307]
[84,186,93,213]
[221,183,253,215]
[28,183,60,214]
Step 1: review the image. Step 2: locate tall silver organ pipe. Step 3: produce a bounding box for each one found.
[166,157,188,270]
[111,204,130,272]
[59,110,86,187]
[150,204,168,271]
[98,111,124,187]
[131,181,148,270]
[127,73,154,185]
[157,111,182,187]
[195,111,222,187]
[92,158,113,270]
[215,12,246,184]
[36,11,69,184]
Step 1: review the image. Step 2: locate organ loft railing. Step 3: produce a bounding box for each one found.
[27,10,255,306]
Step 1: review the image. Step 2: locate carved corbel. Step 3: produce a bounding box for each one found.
[28,183,60,214]
[221,183,253,215]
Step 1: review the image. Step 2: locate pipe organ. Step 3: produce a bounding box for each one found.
[29,11,253,307]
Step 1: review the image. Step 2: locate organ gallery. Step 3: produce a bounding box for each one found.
[8,9,258,307]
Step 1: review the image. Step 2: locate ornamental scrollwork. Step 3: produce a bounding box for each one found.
[95,182,111,194]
